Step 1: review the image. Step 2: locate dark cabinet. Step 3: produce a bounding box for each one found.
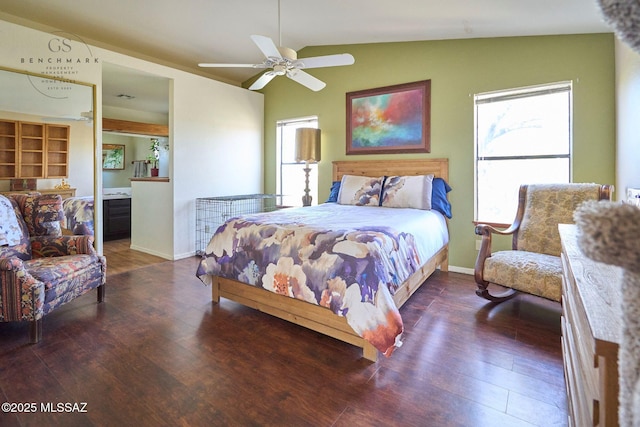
[103,198,131,241]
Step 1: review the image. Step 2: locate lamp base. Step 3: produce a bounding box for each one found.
[302,164,312,207]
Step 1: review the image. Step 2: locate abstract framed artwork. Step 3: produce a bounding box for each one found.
[346,80,431,155]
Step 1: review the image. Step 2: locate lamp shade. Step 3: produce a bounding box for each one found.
[295,128,321,163]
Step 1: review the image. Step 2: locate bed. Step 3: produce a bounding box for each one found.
[196,159,450,361]
[61,196,95,235]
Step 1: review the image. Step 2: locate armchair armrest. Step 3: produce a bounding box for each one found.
[474,223,518,237]
[30,235,97,258]
[474,222,518,261]
[474,221,521,286]
[0,256,26,272]
[0,258,44,322]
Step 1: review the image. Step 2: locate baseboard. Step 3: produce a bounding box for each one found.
[129,244,173,260]
[447,265,474,275]
[174,251,196,260]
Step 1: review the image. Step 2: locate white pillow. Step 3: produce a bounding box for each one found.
[337,175,383,206]
[381,174,434,209]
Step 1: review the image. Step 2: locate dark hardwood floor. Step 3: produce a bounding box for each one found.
[101,238,168,275]
[0,244,567,426]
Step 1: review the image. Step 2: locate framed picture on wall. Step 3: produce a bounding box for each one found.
[102,144,125,170]
[346,80,431,155]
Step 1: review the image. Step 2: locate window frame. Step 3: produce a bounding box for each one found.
[276,116,319,207]
[473,81,573,226]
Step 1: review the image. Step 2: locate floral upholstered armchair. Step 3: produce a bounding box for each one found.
[474,183,612,303]
[0,193,106,342]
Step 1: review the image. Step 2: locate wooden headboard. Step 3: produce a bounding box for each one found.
[332,159,449,181]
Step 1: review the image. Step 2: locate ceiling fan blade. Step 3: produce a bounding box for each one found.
[43,113,92,122]
[198,63,265,68]
[287,70,326,92]
[80,111,93,120]
[249,72,277,90]
[293,54,355,69]
[250,35,282,59]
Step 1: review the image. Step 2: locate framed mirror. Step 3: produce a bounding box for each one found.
[0,65,97,243]
[0,66,96,196]
[102,144,125,170]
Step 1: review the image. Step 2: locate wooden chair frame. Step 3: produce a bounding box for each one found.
[474,183,613,303]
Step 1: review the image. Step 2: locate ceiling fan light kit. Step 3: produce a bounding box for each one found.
[276,46,297,61]
[198,1,354,91]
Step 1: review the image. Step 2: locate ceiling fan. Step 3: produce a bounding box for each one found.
[198,1,354,91]
[43,111,93,124]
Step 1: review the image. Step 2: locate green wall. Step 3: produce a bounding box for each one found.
[256,34,616,270]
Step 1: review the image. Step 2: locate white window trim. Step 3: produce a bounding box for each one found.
[276,116,319,207]
[473,81,573,224]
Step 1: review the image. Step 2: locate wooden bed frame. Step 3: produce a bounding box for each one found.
[210,158,449,361]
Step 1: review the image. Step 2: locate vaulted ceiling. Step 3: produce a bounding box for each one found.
[0,0,613,116]
[0,0,611,86]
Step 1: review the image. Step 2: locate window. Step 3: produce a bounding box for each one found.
[474,82,572,224]
[276,116,319,207]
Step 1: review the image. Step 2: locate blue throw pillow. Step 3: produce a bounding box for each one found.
[431,177,452,218]
[325,181,341,203]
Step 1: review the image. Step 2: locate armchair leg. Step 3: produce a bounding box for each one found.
[29,319,42,343]
[97,284,105,303]
[476,283,518,303]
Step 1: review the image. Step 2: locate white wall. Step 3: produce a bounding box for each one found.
[131,180,173,258]
[0,18,264,259]
[615,39,640,201]
[171,75,265,259]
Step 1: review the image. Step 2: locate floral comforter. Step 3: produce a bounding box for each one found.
[62,196,94,235]
[196,203,448,357]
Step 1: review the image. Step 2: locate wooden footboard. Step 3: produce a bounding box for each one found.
[211,244,448,362]
[211,275,378,361]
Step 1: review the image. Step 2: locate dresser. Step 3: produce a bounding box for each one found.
[560,224,622,426]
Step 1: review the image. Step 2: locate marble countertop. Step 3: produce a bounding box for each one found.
[103,187,131,200]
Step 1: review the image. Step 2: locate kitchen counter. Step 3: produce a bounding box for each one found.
[130,177,169,182]
[103,193,131,200]
[103,187,132,200]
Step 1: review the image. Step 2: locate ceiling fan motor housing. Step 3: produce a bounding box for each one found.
[272,65,287,76]
[277,46,297,61]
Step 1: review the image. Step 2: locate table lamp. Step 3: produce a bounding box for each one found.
[295,128,321,206]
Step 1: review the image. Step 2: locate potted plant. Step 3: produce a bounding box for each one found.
[147,155,159,176]
[149,138,160,177]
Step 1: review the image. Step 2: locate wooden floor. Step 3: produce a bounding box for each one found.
[0,245,567,426]
[101,238,168,275]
